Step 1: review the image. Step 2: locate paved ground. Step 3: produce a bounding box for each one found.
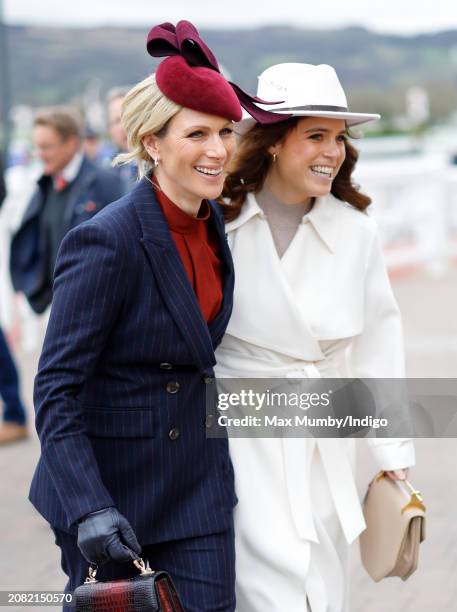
[1,268,456,610]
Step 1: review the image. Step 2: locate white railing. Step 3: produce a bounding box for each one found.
[356,153,457,276]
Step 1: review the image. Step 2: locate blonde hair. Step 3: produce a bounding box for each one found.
[113,73,182,177]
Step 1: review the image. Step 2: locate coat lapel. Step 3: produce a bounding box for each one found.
[131,178,220,371]
[22,178,47,225]
[225,193,325,361]
[207,201,234,348]
[63,158,96,230]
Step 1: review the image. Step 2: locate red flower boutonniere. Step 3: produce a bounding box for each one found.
[84,201,98,213]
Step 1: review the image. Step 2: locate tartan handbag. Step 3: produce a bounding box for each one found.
[73,557,184,612]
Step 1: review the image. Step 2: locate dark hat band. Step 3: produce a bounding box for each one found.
[272,104,349,113]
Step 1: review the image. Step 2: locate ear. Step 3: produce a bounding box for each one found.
[267,143,281,156]
[142,134,161,159]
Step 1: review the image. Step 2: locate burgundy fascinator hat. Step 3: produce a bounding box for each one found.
[146,20,288,124]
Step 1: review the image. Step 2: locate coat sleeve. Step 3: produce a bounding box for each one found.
[346,227,415,471]
[34,219,128,526]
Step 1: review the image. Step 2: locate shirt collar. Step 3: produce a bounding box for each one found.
[226,191,341,253]
[57,151,84,183]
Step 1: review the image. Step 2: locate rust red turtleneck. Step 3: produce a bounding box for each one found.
[153,180,223,323]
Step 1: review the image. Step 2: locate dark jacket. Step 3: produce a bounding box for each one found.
[29,177,236,545]
[10,156,123,313]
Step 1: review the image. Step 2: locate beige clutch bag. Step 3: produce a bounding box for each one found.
[359,471,426,582]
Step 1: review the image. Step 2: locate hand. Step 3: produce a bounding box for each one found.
[385,468,410,481]
[77,507,141,565]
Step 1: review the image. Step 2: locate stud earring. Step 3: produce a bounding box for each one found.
[272,153,277,163]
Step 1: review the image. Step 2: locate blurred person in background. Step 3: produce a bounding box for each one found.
[0,153,28,444]
[27,20,278,612]
[217,63,415,612]
[82,126,102,162]
[9,108,123,315]
[106,86,137,193]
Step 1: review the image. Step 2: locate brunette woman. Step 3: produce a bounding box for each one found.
[28,21,276,612]
[216,63,415,612]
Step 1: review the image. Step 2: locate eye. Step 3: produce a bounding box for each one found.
[220,127,234,136]
[309,133,323,141]
[337,134,347,142]
[187,130,204,138]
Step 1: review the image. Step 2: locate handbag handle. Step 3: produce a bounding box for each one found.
[84,548,154,584]
[375,471,426,513]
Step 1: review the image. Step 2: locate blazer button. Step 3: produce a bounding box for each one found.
[160,363,173,370]
[168,428,180,441]
[166,381,180,394]
[202,375,214,385]
[205,414,215,428]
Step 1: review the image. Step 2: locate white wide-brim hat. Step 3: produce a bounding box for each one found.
[238,62,380,133]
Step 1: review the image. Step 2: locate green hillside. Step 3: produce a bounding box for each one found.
[5,24,457,120]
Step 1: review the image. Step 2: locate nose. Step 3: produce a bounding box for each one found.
[323,137,345,161]
[322,137,343,160]
[206,134,227,161]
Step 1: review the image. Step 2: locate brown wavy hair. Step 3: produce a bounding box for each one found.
[220,117,371,222]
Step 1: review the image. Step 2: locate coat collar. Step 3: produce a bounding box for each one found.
[36,155,95,191]
[58,150,84,184]
[130,176,234,370]
[23,156,98,226]
[225,191,348,253]
[129,175,230,249]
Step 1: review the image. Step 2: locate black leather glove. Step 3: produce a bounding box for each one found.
[77,507,141,565]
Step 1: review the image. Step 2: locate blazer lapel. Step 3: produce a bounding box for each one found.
[22,178,47,225]
[131,178,216,371]
[207,201,234,348]
[63,158,96,230]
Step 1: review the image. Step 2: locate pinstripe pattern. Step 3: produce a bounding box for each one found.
[29,178,236,550]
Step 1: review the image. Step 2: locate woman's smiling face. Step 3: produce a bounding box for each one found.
[144,107,236,212]
[267,117,347,204]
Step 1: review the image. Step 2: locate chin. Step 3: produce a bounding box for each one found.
[206,188,224,200]
[313,186,332,198]
[196,183,224,201]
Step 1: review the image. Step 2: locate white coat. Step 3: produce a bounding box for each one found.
[215,192,415,612]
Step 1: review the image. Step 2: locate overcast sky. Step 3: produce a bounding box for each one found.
[3,0,457,35]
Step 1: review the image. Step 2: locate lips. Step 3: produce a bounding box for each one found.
[194,166,223,177]
[310,165,334,179]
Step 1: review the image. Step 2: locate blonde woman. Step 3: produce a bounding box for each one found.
[28,21,278,612]
[216,63,415,612]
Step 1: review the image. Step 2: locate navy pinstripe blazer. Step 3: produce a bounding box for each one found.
[29,177,236,545]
